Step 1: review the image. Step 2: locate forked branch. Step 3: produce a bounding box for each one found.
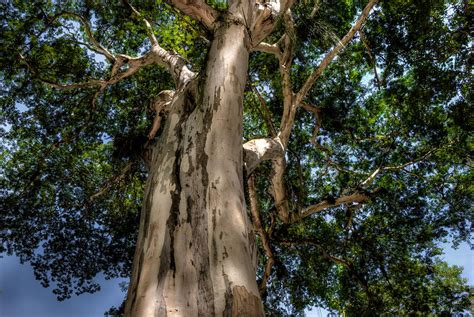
[296,0,378,104]
[55,12,115,62]
[20,10,193,104]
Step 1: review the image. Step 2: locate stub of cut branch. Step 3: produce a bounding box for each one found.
[148,90,176,140]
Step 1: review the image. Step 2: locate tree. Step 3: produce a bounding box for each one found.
[1,0,472,315]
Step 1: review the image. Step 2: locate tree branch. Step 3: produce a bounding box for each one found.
[383,147,439,171]
[253,42,282,58]
[359,146,442,188]
[248,175,275,297]
[90,162,134,201]
[56,12,115,62]
[301,102,322,145]
[276,11,296,147]
[251,0,296,47]
[293,192,370,222]
[270,157,290,222]
[266,11,296,224]
[20,8,194,101]
[292,144,444,222]
[165,0,218,31]
[359,29,382,88]
[243,137,284,174]
[19,54,107,89]
[296,0,378,104]
[251,86,277,137]
[123,0,159,46]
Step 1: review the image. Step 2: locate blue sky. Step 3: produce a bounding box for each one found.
[0,242,472,317]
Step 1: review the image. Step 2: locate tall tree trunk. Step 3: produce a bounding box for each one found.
[124,21,264,316]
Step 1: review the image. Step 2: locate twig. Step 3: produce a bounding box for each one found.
[123,0,158,46]
[90,162,133,201]
[251,86,277,137]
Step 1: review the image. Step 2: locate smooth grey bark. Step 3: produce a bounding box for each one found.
[124,20,264,316]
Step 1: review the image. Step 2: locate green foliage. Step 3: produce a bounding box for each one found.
[1,0,472,315]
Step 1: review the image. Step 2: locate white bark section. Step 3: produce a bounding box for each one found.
[124,92,187,316]
[243,138,284,174]
[186,20,262,316]
[124,20,263,317]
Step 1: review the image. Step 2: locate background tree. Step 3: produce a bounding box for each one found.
[1,0,472,315]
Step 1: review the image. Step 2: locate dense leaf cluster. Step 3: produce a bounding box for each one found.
[1,0,472,315]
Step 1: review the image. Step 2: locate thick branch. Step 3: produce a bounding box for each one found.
[296,0,378,104]
[293,192,369,222]
[251,0,296,47]
[165,0,218,31]
[276,11,296,147]
[21,30,192,97]
[270,157,290,222]
[267,11,296,224]
[253,42,282,58]
[243,138,284,174]
[251,2,275,46]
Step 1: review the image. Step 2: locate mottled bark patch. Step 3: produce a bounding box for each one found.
[192,81,215,317]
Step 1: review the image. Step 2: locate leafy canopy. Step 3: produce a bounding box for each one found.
[1,0,472,315]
